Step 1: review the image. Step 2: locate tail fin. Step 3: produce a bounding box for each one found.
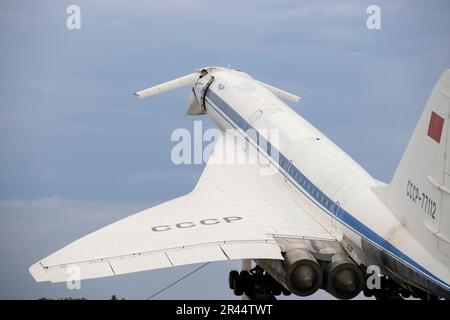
[374,70,450,255]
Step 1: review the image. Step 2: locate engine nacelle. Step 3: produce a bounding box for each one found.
[257,249,323,297]
[186,90,204,115]
[324,255,364,299]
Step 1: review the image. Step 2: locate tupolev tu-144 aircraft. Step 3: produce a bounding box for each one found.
[30,67,450,300]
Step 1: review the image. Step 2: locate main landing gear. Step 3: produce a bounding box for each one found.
[229,266,290,300]
[363,274,439,300]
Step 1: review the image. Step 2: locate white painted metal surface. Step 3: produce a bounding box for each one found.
[29,66,450,299]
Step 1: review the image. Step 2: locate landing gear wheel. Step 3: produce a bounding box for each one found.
[271,286,282,296]
[232,276,244,296]
[282,288,292,296]
[229,270,238,289]
[228,265,289,299]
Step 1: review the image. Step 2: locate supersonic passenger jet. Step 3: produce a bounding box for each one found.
[30,67,450,300]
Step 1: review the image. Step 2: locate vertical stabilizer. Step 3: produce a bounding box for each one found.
[374,70,450,256]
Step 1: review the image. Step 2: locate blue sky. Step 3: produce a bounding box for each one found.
[0,0,449,299]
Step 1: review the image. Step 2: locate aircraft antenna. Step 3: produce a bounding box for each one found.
[146,262,211,300]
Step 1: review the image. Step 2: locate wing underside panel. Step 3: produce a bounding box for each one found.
[30,132,334,283]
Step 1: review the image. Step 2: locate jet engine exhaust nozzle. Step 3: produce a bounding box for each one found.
[324,255,364,300]
[284,249,323,296]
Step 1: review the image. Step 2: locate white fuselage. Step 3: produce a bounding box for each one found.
[197,68,450,298]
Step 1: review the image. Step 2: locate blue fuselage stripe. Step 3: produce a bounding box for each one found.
[205,89,449,291]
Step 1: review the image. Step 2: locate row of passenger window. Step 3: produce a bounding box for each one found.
[207,90,339,215]
[282,155,338,213]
